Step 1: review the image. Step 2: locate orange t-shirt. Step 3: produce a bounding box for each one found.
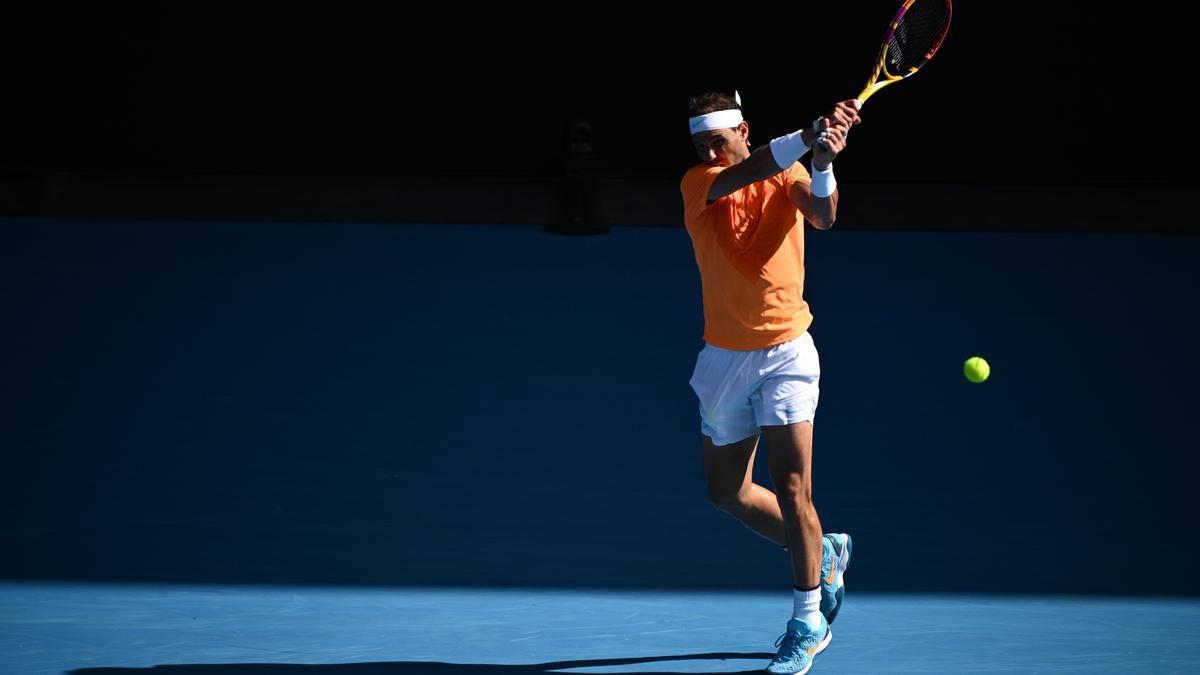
[680,162,813,350]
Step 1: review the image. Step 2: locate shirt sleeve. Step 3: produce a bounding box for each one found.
[786,162,812,192]
[680,164,726,228]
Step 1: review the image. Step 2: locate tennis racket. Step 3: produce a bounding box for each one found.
[856,0,953,107]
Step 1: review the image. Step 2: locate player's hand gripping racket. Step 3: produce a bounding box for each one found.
[855,0,952,107]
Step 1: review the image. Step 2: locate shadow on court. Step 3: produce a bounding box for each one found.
[71,652,777,674]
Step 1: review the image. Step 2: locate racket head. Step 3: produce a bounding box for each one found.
[858,0,952,104]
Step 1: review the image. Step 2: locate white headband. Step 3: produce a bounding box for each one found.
[689,109,743,135]
[688,90,744,135]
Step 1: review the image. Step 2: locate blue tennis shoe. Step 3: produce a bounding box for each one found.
[821,533,852,624]
[766,616,832,674]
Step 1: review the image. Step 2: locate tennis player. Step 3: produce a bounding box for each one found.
[681,91,859,674]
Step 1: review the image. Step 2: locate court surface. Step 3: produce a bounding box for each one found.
[3,582,1199,674]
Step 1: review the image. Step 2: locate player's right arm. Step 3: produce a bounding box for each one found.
[706,142,806,202]
[708,101,860,202]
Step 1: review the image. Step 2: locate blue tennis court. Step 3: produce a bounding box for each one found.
[4,583,1199,673]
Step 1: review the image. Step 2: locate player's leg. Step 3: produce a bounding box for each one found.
[764,422,822,588]
[753,332,849,623]
[701,433,786,546]
[692,342,786,545]
[763,420,832,675]
[753,333,833,673]
[753,334,824,588]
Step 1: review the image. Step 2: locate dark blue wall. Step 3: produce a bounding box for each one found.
[3,216,1197,594]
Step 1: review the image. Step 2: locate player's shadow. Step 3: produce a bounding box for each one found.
[69,652,776,674]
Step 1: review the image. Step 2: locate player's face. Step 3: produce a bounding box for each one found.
[692,123,749,167]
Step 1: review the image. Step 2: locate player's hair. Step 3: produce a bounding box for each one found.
[687,92,741,118]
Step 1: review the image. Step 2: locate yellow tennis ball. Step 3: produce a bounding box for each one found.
[963,356,990,383]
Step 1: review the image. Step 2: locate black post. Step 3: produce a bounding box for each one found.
[546,119,608,235]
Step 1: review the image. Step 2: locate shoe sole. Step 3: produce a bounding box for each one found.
[826,534,852,624]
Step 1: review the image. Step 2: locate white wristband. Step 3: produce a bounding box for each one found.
[768,130,811,169]
[811,163,836,198]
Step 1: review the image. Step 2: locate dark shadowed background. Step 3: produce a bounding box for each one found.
[2,2,1197,595]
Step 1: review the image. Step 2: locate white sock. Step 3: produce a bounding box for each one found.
[792,586,823,631]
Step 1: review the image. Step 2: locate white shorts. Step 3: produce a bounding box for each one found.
[688,332,821,446]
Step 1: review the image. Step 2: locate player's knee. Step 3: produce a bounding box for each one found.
[774,473,813,508]
[707,485,747,514]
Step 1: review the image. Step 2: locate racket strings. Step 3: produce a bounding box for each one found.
[886,0,951,75]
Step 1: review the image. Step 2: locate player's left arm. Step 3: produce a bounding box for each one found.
[790,122,850,230]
